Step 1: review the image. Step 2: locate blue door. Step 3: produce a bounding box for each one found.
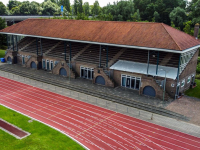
[59,68,67,76]
[7,56,12,62]
[143,86,156,97]
[31,61,37,69]
[95,76,105,85]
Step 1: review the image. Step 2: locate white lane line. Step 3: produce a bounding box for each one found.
[1,80,200,148]
[0,103,91,150]
[2,78,200,145]
[0,97,126,150]
[0,88,171,150]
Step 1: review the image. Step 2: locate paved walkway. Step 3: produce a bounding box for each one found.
[1,76,200,150]
[0,69,200,139]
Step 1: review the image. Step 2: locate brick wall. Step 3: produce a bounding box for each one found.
[179,49,199,93]
[52,61,75,78]
[93,68,114,87]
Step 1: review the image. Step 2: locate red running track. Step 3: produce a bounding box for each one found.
[0,76,200,150]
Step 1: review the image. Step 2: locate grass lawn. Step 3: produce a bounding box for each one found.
[0,105,85,150]
[185,79,200,99]
[0,49,6,58]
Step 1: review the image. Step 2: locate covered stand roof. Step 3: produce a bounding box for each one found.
[110,60,178,79]
[0,19,200,52]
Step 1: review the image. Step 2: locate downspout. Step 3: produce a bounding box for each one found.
[36,38,38,56]
[156,51,159,75]
[64,41,66,61]
[106,46,108,68]
[40,38,43,56]
[175,54,181,99]
[16,35,18,52]
[147,50,150,75]
[99,45,102,68]
[12,35,14,51]
[6,35,8,49]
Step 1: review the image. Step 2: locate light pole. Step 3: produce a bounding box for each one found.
[159,69,167,101]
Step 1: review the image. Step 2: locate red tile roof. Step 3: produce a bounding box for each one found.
[0,19,199,51]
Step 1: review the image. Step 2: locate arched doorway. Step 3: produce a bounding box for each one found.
[59,68,67,76]
[31,61,37,69]
[7,56,12,63]
[95,76,105,85]
[143,86,156,97]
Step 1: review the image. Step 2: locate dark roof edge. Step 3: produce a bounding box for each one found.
[1,32,199,54]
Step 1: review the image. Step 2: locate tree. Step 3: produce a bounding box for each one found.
[73,0,78,15]
[153,11,160,22]
[0,17,6,49]
[190,0,200,24]
[0,2,9,15]
[169,7,187,29]
[92,0,100,15]
[183,21,193,35]
[7,0,21,10]
[132,9,141,22]
[60,0,70,13]
[83,2,90,16]
[41,0,59,15]
[78,0,83,14]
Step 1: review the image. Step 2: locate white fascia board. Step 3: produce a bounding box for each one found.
[1,32,200,54]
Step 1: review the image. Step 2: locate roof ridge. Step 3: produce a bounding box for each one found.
[161,23,182,50]
[27,18,161,24]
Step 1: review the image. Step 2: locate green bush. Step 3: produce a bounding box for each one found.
[196,74,200,79]
[198,57,200,63]
[197,63,200,74]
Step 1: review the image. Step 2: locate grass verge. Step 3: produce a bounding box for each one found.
[0,49,6,58]
[185,79,200,99]
[0,105,85,150]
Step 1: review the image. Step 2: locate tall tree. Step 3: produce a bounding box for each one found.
[60,0,70,13]
[0,2,9,15]
[0,17,6,49]
[190,0,200,24]
[78,0,83,13]
[92,0,100,15]
[83,2,90,16]
[169,7,187,29]
[73,0,78,15]
[7,0,21,10]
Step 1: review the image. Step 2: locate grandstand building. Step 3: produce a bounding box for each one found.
[0,19,200,100]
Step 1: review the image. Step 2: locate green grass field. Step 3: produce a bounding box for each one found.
[185,79,200,99]
[0,49,6,58]
[0,105,85,150]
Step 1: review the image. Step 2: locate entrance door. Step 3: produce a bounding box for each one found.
[22,56,25,65]
[95,76,105,85]
[31,61,37,69]
[42,59,45,69]
[143,86,156,97]
[50,61,53,70]
[7,56,12,64]
[59,68,67,76]
[46,60,49,70]
[176,83,180,96]
[121,75,141,90]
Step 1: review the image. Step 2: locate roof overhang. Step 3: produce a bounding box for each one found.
[1,32,200,54]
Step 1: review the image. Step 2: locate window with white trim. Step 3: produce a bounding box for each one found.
[181,80,185,87]
[80,66,94,79]
[121,74,141,90]
[180,49,197,74]
[187,76,191,84]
